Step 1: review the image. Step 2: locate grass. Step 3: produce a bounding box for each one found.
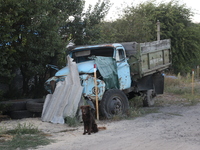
[164,73,200,105]
[65,116,81,127]
[111,73,200,121]
[127,96,159,117]
[1,73,199,149]
[5,123,39,135]
[0,123,53,150]
[164,112,183,116]
[111,96,159,121]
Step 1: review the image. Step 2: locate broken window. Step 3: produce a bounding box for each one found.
[116,49,125,62]
[72,47,114,63]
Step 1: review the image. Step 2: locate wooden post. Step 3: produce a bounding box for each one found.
[94,64,99,120]
[157,20,160,41]
[197,66,199,79]
[192,69,194,95]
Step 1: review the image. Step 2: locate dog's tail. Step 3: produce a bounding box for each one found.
[98,126,107,130]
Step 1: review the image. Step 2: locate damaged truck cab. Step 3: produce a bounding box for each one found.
[45,39,171,118]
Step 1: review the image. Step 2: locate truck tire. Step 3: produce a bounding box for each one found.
[0,99,32,112]
[100,89,129,119]
[9,110,34,119]
[26,99,44,113]
[143,90,156,107]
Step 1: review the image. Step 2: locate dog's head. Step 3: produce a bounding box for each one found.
[80,105,91,115]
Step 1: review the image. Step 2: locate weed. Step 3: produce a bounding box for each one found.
[164,73,200,106]
[6,123,40,135]
[183,94,200,106]
[110,95,159,121]
[0,126,7,135]
[1,134,52,150]
[165,113,183,116]
[112,73,200,121]
[111,107,159,121]
[129,96,143,108]
[0,123,53,150]
[65,116,80,127]
[127,107,159,118]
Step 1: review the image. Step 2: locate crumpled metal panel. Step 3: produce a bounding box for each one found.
[80,74,105,100]
[41,56,83,124]
[55,60,95,76]
[44,76,66,93]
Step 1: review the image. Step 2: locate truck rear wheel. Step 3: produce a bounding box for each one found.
[100,89,129,119]
[143,90,156,107]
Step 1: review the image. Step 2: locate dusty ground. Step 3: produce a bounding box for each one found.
[1,93,200,150]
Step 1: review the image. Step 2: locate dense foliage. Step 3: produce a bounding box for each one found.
[99,0,200,74]
[1,0,200,99]
[0,0,110,98]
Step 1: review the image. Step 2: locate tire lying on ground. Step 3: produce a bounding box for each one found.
[8,110,34,119]
[26,99,45,113]
[0,99,32,112]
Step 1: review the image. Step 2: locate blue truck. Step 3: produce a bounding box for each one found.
[45,39,171,118]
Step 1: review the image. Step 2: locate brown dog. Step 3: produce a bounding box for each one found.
[80,105,98,135]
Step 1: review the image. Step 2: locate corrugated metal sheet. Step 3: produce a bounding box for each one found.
[41,56,83,124]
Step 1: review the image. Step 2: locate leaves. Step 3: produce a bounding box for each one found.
[0,0,111,97]
[99,0,200,74]
[0,0,83,96]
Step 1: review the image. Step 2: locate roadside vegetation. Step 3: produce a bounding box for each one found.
[1,74,199,149]
[159,73,200,106]
[0,123,53,150]
[1,0,200,100]
[111,72,200,121]
[1,0,200,149]
[111,96,159,121]
[64,116,81,127]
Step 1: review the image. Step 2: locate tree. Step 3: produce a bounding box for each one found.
[0,0,111,98]
[99,0,200,74]
[0,0,84,98]
[67,0,111,45]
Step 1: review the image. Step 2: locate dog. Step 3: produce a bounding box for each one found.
[80,105,98,135]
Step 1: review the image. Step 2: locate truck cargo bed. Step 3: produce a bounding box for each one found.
[121,39,171,79]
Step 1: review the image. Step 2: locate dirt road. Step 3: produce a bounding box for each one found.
[2,95,200,150]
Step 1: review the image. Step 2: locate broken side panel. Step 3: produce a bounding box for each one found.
[80,74,106,101]
[115,48,132,90]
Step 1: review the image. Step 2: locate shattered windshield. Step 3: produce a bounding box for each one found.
[72,47,114,63]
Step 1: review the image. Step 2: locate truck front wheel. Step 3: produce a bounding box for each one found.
[100,89,129,119]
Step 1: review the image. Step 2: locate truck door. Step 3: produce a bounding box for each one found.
[115,47,131,90]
